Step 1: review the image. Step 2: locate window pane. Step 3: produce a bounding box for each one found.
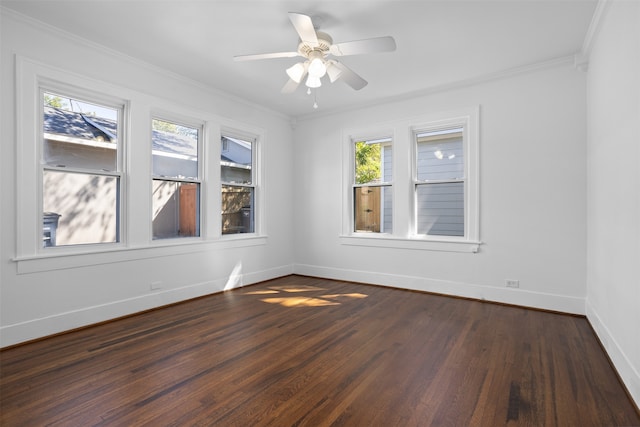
[152,180,200,239]
[416,129,463,181]
[354,186,392,233]
[354,138,391,185]
[222,185,254,234]
[221,136,252,184]
[43,92,118,171]
[43,170,118,246]
[417,182,464,236]
[152,119,198,179]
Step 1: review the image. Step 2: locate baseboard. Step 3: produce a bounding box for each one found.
[293,264,586,315]
[0,264,293,348]
[586,301,640,409]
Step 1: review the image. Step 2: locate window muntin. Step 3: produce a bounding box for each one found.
[415,128,465,237]
[151,118,201,239]
[221,135,255,234]
[353,138,392,233]
[41,91,122,247]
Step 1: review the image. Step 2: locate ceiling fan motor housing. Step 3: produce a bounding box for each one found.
[297,31,333,59]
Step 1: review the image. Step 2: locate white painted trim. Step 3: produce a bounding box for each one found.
[219,124,265,237]
[0,6,290,121]
[15,56,270,267]
[17,56,132,258]
[339,235,481,253]
[582,0,611,56]
[0,264,294,348]
[293,264,586,315]
[341,106,480,252]
[586,301,640,408]
[296,55,575,122]
[14,236,269,274]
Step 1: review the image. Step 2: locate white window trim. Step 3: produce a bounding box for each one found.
[219,124,264,238]
[342,129,395,237]
[340,107,481,253]
[150,113,204,242]
[13,56,267,273]
[16,57,129,258]
[352,138,393,235]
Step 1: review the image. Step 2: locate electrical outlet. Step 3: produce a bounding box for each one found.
[505,279,520,288]
[150,281,162,290]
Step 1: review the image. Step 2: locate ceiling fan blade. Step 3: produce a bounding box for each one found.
[288,12,319,47]
[233,51,299,61]
[281,78,301,94]
[333,62,368,90]
[330,36,396,56]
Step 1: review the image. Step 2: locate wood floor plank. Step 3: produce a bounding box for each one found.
[1,275,638,426]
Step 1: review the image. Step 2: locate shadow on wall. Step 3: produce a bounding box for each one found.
[43,170,117,246]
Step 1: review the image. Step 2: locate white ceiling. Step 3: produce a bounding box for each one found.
[2,0,597,118]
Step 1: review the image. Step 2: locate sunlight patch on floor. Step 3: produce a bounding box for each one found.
[268,285,327,293]
[255,289,368,307]
[260,297,340,307]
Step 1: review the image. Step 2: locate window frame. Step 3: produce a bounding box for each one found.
[14,57,268,274]
[351,137,393,235]
[38,83,127,252]
[341,107,480,253]
[219,127,261,237]
[150,114,204,241]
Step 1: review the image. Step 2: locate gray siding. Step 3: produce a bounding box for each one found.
[416,137,463,181]
[416,182,464,236]
[416,135,464,236]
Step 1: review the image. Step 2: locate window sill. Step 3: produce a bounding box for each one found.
[13,236,268,274]
[339,235,481,253]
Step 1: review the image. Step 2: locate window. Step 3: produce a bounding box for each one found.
[353,137,392,233]
[415,128,464,236]
[341,107,479,253]
[221,135,255,234]
[16,58,269,274]
[151,118,201,239]
[41,91,122,247]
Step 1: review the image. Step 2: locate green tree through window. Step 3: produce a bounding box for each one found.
[354,141,381,184]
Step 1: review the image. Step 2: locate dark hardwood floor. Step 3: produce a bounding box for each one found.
[1,275,638,426]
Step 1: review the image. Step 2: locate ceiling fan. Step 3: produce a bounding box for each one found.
[233,12,396,94]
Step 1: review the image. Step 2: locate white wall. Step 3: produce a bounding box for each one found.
[1,0,637,410]
[293,63,587,314]
[585,0,640,406]
[0,10,294,347]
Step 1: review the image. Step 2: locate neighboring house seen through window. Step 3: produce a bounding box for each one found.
[415,128,465,237]
[221,135,255,234]
[42,91,122,247]
[342,107,479,253]
[16,60,267,272]
[151,118,201,239]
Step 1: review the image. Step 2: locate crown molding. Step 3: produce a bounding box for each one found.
[1,4,594,124]
[295,54,576,122]
[0,6,290,122]
[582,0,611,56]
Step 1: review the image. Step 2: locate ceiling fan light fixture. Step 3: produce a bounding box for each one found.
[307,56,327,78]
[306,75,322,88]
[286,62,307,83]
